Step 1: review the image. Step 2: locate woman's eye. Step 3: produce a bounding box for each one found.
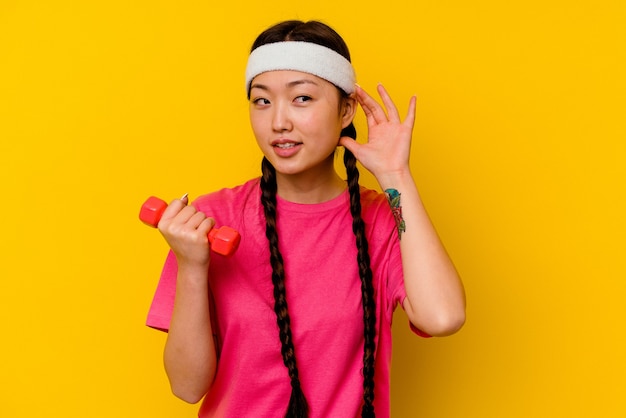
[252,98,270,105]
[294,96,312,104]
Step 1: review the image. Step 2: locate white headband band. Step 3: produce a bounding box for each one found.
[245,41,356,95]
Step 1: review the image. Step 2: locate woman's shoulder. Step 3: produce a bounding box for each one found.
[359,186,396,230]
[359,186,390,212]
[193,178,260,209]
[359,186,385,203]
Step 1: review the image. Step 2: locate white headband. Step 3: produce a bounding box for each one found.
[245,41,356,95]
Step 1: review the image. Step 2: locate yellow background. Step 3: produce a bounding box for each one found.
[1,1,624,417]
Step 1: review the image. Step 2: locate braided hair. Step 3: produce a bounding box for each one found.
[254,20,377,418]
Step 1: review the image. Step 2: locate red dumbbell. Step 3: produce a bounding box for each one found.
[139,196,240,257]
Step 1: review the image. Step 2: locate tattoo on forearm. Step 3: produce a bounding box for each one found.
[385,189,406,239]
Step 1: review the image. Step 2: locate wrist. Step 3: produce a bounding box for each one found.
[176,260,210,285]
[375,167,414,191]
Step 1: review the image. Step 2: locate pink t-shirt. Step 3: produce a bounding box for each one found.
[147,179,424,417]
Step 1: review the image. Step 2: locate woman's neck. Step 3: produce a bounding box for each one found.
[275,170,346,204]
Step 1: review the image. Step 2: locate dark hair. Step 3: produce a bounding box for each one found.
[255,20,376,418]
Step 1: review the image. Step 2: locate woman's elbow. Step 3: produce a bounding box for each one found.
[434,312,466,336]
[414,309,466,337]
[163,351,215,404]
[166,369,212,404]
[170,383,208,404]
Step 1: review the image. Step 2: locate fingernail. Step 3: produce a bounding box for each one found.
[180,193,189,201]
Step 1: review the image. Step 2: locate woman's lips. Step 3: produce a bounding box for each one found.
[271,140,302,157]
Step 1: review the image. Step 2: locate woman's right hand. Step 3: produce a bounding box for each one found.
[157,194,216,267]
[161,195,218,402]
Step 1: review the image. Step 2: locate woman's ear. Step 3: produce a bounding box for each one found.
[341,94,357,128]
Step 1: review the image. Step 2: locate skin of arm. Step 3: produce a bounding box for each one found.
[158,197,218,403]
[340,84,466,337]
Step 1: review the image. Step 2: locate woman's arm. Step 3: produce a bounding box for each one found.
[158,197,218,402]
[340,84,466,336]
[378,172,466,336]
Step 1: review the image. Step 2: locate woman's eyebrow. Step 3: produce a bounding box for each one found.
[250,79,319,92]
[249,83,269,92]
[286,79,319,88]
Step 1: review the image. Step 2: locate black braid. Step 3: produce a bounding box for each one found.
[260,157,309,418]
[343,136,377,418]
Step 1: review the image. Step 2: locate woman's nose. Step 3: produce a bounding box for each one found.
[271,102,293,132]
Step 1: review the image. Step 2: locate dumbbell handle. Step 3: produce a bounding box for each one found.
[139,196,240,257]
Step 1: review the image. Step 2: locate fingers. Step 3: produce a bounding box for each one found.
[159,193,189,224]
[376,84,401,123]
[405,95,417,129]
[355,84,388,127]
[187,210,213,230]
[339,135,360,156]
[158,194,215,236]
[355,83,412,126]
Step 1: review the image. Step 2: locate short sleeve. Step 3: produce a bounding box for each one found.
[146,250,178,332]
[386,224,432,339]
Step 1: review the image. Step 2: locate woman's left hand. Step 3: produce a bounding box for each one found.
[339,83,416,184]
[342,85,466,337]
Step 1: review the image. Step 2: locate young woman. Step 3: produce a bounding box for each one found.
[146,20,465,418]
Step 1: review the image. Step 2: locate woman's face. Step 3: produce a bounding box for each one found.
[249,70,355,178]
